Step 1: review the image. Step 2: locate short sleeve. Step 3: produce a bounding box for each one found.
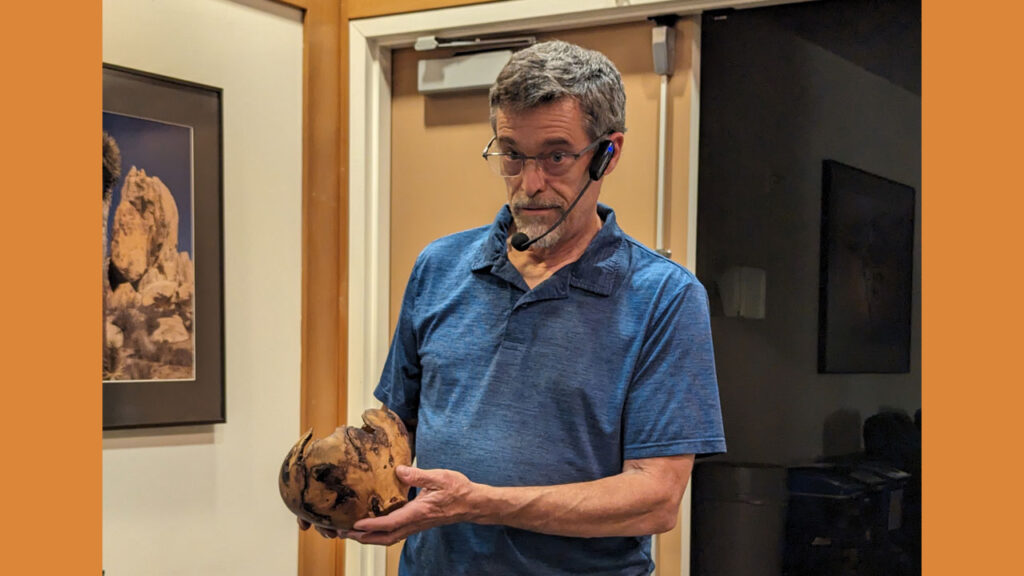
[373,254,424,432]
[622,280,726,460]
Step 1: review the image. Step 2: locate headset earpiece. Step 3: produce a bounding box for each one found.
[588,141,614,181]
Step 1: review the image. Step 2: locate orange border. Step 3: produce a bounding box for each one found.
[2,0,1012,574]
[923,1,1018,574]
[0,1,100,573]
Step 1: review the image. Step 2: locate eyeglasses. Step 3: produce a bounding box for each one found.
[481,136,607,178]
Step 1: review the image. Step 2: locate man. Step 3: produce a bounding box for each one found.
[302,40,725,575]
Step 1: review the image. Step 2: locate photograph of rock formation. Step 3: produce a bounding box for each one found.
[103,112,195,382]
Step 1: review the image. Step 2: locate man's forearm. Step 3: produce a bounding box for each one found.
[347,455,695,546]
[468,456,693,538]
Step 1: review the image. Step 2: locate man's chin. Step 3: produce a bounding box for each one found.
[514,227,554,242]
[510,222,562,249]
[525,232,562,250]
[511,217,552,238]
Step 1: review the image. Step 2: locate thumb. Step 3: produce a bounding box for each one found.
[395,464,418,483]
[395,464,435,488]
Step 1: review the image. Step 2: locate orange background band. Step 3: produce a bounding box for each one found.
[0,1,102,573]
[0,0,1018,573]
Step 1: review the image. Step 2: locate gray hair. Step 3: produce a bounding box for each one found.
[489,40,626,140]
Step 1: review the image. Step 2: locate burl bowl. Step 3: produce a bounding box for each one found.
[279,406,412,530]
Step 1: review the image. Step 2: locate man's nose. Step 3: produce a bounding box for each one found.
[520,158,546,196]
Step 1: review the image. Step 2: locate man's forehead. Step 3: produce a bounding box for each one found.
[494,99,588,146]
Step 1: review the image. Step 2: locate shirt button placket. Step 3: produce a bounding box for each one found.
[505,297,534,345]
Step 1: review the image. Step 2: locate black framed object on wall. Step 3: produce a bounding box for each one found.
[818,160,915,374]
[102,64,225,428]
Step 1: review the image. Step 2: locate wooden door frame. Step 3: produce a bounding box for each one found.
[271,0,348,574]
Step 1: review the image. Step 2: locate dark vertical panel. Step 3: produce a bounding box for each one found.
[695,0,921,466]
[693,3,922,574]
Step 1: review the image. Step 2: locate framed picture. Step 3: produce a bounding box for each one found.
[818,160,915,374]
[102,64,224,428]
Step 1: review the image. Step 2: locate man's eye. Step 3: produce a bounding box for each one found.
[549,152,568,164]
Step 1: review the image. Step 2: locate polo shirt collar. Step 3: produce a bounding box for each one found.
[470,203,627,297]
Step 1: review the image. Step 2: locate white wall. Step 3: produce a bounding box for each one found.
[102,1,303,574]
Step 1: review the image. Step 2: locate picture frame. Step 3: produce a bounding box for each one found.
[818,160,915,374]
[102,63,225,428]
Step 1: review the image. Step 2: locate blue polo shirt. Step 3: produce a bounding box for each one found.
[375,204,726,576]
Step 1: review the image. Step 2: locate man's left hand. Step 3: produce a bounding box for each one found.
[349,465,476,546]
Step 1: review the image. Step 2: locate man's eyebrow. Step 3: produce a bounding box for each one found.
[495,136,575,148]
[541,137,573,147]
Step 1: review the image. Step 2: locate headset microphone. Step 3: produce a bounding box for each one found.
[508,231,534,252]
[510,141,614,252]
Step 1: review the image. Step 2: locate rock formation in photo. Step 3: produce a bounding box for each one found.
[104,166,195,381]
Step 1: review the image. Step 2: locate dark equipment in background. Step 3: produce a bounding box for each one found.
[692,409,920,575]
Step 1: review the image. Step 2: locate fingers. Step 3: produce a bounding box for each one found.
[296,518,366,541]
[312,526,369,540]
[350,529,407,547]
[347,496,438,546]
[295,466,444,547]
[353,499,424,532]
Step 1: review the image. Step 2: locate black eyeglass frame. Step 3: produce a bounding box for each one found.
[481,134,611,178]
